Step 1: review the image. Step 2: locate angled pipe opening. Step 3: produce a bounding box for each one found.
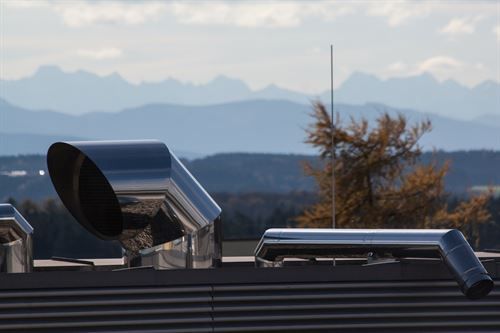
[47,140,222,268]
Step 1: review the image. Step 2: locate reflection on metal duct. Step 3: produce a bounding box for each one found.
[47,140,222,269]
[254,228,494,300]
[0,204,34,273]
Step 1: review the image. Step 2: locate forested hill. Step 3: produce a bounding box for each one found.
[2,150,500,201]
[3,151,500,257]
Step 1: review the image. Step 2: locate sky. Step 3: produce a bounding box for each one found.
[1,0,499,94]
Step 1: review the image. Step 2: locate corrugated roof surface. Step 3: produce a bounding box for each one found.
[0,262,498,332]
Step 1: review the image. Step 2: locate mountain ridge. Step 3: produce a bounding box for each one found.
[1,66,498,120]
[2,98,500,156]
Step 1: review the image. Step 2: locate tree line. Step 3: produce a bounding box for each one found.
[4,150,500,202]
[5,191,500,259]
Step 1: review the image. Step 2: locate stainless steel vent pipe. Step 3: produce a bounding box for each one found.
[47,140,222,268]
[0,204,34,273]
[255,228,494,299]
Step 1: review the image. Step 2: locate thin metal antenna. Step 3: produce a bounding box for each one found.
[330,44,336,229]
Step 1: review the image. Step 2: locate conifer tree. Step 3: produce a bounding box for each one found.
[297,102,490,246]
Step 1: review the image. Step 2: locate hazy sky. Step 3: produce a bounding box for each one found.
[1,0,499,93]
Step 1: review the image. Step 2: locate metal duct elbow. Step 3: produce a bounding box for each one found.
[255,229,494,300]
[47,140,222,268]
[0,204,34,273]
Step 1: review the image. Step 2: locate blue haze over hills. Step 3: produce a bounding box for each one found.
[1,97,500,156]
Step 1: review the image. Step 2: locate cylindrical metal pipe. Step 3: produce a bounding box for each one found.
[0,204,34,273]
[254,228,494,300]
[47,140,222,260]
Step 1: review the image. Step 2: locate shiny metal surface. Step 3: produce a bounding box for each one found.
[138,223,218,269]
[0,204,34,273]
[255,228,494,299]
[47,140,222,267]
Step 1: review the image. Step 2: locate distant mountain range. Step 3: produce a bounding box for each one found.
[2,98,500,156]
[1,66,498,120]
[333,72,500,121]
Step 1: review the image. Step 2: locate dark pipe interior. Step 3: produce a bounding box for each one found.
[78,156,123,238]
[48,143,124,240]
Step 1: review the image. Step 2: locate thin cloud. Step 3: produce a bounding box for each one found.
[170,2,434,28]
[365,1,434,27]
[171,3,302,28]
[170,2,354,28]
[6,0,491,31]
[384,56,464,78]
[77,47,123,60]
[439,17,482,35]
[53,1,167,28]
[10,0,355,29]
[418,56,463,73]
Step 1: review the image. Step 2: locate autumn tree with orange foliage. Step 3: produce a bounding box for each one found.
[297,102,490,246]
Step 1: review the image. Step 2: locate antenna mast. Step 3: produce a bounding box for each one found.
[330,44,336,229]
